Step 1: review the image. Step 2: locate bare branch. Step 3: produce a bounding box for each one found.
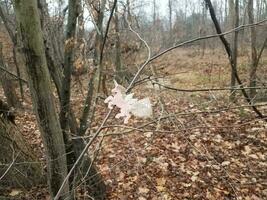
[152,82,267,92]
[0,150,19,181]
[204,0,266,120]
[127,19,267,90]
[0,65,28,84]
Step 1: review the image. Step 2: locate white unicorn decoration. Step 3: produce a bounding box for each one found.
[104,80,152,124]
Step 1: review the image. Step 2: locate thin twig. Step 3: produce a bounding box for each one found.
[54,109,112,200]
[0,65,28,84]
[125,19,267,92]
[126,16,151,92]
[0,151,19,181]
[136,19,267,80]
[153,82,267,92]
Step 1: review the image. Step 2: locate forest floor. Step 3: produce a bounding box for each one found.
[1,47,267,200]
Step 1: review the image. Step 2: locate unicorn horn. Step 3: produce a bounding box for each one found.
[113,79,118,86]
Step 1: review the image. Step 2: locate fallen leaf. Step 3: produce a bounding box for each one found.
[171,142,181,152]
[191,175,198,182]
[242,145,251,155]
[138,187,149,194]
[182,183,191,187]
[156,186,166,192]
[156,177,166,186]
[138,197,146,200]
[249,154,258,159]
[221,161,230,166]
[9,189,22,196]
[144,132,153,138]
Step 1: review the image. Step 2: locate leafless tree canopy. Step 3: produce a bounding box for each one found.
[0,0,266,199]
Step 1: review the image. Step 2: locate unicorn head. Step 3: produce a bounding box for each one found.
[111,80,126,95]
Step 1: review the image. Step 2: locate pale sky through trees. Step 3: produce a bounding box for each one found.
[46,0,205,30]
[44,0,262,39]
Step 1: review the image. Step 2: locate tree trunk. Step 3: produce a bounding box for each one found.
[59,0,79,155]
[0,5,24,101]
[114,3,123,83]
[0,105,44,189]
[14,0,69,199]
[0,43,21,108]
[58,1,107,198]
[94,0,106,93]
[168,0,173,45]
[80,0,107,132]
[37,2,106,198]
[248,0,258,99]
[37,0,79,135]
[229,0,239,101]
[204,0,265,120]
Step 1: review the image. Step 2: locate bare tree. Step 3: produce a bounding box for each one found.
[79,0,107,136]
[95,0,108,94]
[168,0,173,44]
[56,1,107,198]
[0,42,21,107]
[204,0,265,120]
[0,4,24,101]
[248,0,258,98]
[114,2,123,83]
[59,0,79,160]
[152,0,157,26]
[229,0,239,100]
[14,0,69,198]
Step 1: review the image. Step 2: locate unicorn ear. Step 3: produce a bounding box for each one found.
[113,80,118,87]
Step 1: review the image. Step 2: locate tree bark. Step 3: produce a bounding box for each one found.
[168,0,173,45]
[0,5,25,101]
[94,0,106,93]
[229,0,239,100]
[58,0,81,194]
[37,0,79,135]
[37,2,106,198]
[248,0,258,99]
[59,0,79,151]
[0,43,21,108]
[79,0,107,133]
[114,3,123,83]
[58,1,107,198]
[14,0,69,199]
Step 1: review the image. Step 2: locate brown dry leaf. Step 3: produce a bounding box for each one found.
[191,174,198,182]
[156,177,167,192]
[245,195,261,200]
[256,152,265,160]
[9,189,22,196]
[138,197,146,200]
[137,156,147,164]
[162,193,172,200]
[74,57,84,70]
[118,172,125,181]
[206,190,216,200]
[138,187,149,194]
[182,183,192,188]
[130,175,138,182]
[144,132,153,138]
[249,154,258,159]
[156,177,166,186]
[65,37,76,50]
[242,145,252,155]
[171,142,181,152]
[221,161,230,166]
[156,185,166,192]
